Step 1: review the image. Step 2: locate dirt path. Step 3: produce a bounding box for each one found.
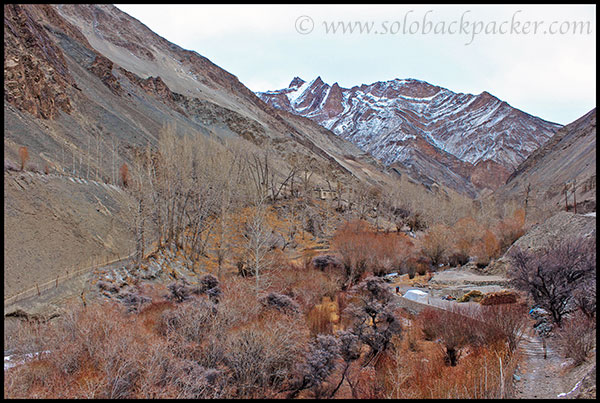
[514,330,568,399]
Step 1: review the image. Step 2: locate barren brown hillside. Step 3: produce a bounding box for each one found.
[493,108,596,219]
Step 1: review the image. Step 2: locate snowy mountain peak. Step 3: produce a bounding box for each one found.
[257,76,562,193]
[289,76,305,88]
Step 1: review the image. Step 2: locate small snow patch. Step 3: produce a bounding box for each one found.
[4,350,51,371]
[557,378,583,398]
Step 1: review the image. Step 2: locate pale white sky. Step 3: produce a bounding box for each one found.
[115,4,596,125]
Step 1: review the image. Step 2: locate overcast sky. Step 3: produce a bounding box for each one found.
[115,4,595,125]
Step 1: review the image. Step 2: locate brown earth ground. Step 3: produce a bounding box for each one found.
[4,170,136,300]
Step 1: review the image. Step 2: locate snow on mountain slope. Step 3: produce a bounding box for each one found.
[258,77,562,192]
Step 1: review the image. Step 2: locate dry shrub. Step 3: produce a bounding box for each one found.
[222,312,308,398]
[367,232,414,276]
[260,292,300,315]
[119,163,129,187]
[447,211,524,268]
[306,296,339,336]
[414,256,430,275]
[4,302,163,398]
[420,224,452,267]
[19,146,29,171]
[158,297,218,343]
[331,220,375,287]
[269,263,342,311]
[332,220,414,287]
[402,322,422,352]
[381,336,444,399]
[166,275,221,303]
[6,300,225,399]
[5,280,312,400]
[383,319,517,399]
[420,343,517,398]
[138,299,176,334]
[351,365,386,398]
[555,312,596,366]
[480,303,530,352]
[418,308,441,341]
[447,251,470,267]
[406,213,427,232]
[508,237,596,325]
[417,305,502,366]
[311,254,343,271]
[4,358,63,398]
[453,216,482,257]
[472,229,500,266]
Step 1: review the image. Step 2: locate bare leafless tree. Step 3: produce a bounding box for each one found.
[241,195,274,294]
[508,237,596,326]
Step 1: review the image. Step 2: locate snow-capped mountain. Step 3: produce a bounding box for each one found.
[258,77,562,192]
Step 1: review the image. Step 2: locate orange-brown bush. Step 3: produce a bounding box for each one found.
[444,212,523,268]
[471,229,501,266]
[382,336,517,398]
[382,308,519,399]
[4,279,311,400]
[306,303,336,336]
[480,303,530,352]
[268,263,342,311]
[331,220,374,287]
[416,305,511,366]
[332,220,414,287]
[452,216,482,258]
[420,223,452,267]
[18,146,29,171]
[119,162,129,187]
[4,302,160,398]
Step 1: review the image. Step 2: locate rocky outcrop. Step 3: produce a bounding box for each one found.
[89,54,122,95]
[4,4,74,119]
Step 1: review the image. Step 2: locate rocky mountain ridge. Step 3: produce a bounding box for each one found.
[258,76,562,194]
